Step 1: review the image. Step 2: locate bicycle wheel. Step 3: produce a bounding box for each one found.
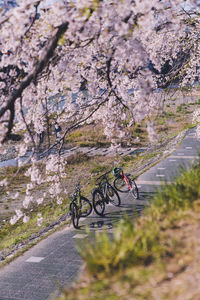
[114,176,129,192]
[80,196,92,217]
[106,184,121,206]
[129,178,139,199]
[70,202,80,229]
[92,189,105,216]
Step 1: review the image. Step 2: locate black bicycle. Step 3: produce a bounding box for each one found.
[112,167,139,199]
[69,183,92,229]
[92,170,121,216]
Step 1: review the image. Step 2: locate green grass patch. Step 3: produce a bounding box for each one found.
[65,125,109,148]
[0,165,30,190]
[177,104,184,112]
[0,199,70,251]
[90,164,108,174]
[183,123,196,130]
[166,111,176,117]
[123,155,137,162]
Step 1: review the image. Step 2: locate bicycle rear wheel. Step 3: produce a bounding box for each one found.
[80,196,92,217]
[92,189,105,216]
[106,184,121,206]
[70,202,80,229]
[114,176,129,192]
[129,179,139,199]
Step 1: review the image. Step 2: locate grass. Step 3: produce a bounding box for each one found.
[127,123,148,146]
[166,111,176,117]
[58,159,200,300]
[65,125,109,148]
[177,104,184,112]
[90,164,109,174]
[0,199,69,250]
[152,98,196,144]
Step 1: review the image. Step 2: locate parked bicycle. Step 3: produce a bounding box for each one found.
[92,170,121,216]
[112,167,139,199]
[69,183,92,229]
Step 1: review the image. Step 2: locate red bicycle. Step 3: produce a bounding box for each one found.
[112,167,139,199]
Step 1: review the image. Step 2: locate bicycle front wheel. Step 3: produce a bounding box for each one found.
[80,196,92,217]
[70,202,80,229]
[92,189,105,216]
[129,179,139,199]
[106,184,121,206]
[114,176,129,192]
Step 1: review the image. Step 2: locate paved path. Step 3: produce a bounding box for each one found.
[0,128,199,300]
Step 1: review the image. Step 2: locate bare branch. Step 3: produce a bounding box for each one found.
[19,97,36,147]
[0,21,69,141]
[24,1,41,38]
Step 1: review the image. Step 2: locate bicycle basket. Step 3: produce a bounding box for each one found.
[112,167,122,177]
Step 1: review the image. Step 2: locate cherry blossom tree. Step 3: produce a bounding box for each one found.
[0,0,200,223]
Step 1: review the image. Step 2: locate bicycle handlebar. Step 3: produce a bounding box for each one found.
[116,166,123,170]
[71,182,80,198]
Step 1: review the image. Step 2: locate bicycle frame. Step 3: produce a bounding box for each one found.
[96,171,111,202]
[122,172,132,191]
[70,183,92,228]
[93,170,121,215]
[103,182,108,196]
[71,184,81,208]
[102,181,110,203]
[117,168,134,192]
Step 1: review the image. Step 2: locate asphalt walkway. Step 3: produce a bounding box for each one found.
[0,128,199,300]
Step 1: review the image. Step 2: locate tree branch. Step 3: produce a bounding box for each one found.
[0,21,69,141]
